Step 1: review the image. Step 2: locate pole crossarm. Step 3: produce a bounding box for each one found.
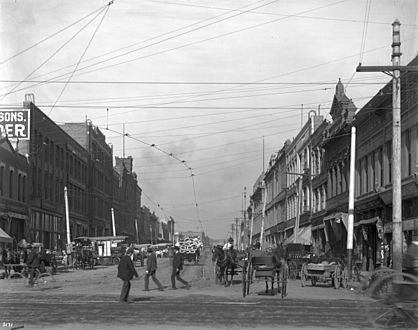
[356,65,418,72]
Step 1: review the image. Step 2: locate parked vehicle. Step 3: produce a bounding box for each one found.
[285,243,312,279]
[300,259,348,289]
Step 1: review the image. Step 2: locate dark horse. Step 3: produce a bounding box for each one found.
[212,245,237,286]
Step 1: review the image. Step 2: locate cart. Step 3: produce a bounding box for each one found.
[300,260,348,289]
[73,238,97,270]
[181,249,200,265]
[244,253,288,299]
[285,243,312,279]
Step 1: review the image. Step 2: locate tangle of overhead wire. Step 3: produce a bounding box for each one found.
[48,2,113,116]
[0,3,110,66]
[0,6,109,103]
[0,0,280,98]
[0,0,345,100]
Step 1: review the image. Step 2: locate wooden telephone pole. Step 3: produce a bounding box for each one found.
[357,20,418,271]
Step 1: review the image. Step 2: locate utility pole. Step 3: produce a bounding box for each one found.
[347,127,356,279]
[243,187,247,250]
[260,180,267,250]
[294,177,303,243]
[357,20,418,271]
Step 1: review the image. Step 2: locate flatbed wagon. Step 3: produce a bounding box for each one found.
[300,261,348,289]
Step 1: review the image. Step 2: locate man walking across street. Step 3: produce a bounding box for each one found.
[117,248,138,303]
[144,247,164,291]
[171,246,190,290]
[26,245,40,287]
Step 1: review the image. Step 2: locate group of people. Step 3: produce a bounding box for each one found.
[0,245,43,286]
[117,245,191,304]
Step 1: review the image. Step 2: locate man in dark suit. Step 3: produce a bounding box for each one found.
[144,247,164,291]
[117,248,138,303]
[26,245,40,287]
[171,246,190,290]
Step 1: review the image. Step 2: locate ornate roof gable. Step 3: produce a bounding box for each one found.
[328,79,356,134]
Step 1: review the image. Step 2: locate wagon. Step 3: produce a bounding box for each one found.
[300,261,348,289]
[285,243,312,279]
[244,254,288,298]
[181,249,200,265]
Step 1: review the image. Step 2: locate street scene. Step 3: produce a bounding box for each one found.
[0,249,370,330]
[1,1,418,329]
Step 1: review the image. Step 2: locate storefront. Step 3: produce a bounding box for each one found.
[323,212,348,257]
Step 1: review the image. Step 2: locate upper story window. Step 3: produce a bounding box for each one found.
[9,169,13,198]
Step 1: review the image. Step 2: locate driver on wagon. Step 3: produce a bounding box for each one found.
[223,237,234,250]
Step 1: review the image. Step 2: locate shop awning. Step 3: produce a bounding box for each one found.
[0,228,12,243]
[284,225,312,245]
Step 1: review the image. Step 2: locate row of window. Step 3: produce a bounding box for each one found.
[0,166,27,202]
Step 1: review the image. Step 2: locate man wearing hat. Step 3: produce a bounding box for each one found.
[144,247,164,291]
[171,246,191,290]
[117,248,138,303]
[26,245,40,287]
[223,237,234,251]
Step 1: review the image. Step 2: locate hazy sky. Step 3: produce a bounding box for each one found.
[1,0,417,239]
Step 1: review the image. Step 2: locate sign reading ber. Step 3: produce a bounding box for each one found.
[0,110,30,140]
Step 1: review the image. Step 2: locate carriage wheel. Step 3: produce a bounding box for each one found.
[300,263,307,287]
[364,272,418,329]
[334,265,342,289]
[288,261,298,280]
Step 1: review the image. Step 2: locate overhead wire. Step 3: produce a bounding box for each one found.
[48,2,113,116]
[0,0,281,97]
[0,3,110,66]
[0,6,109,103]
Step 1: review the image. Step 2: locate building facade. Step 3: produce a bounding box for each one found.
[0,96,159,250]
[0,137,29,245]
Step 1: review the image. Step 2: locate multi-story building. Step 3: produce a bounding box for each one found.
[114,156,139,242]
[0,96,152,250]
[19,99,89,250]
[353,55,418,269]
[249,172,264,245]
[60,121,114,237]
[310,119,329,255]
[263,143,287,246]
[284,113,323,244]
[321,79,356,257]
[0,136,29,245]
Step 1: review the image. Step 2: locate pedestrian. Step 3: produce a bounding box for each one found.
[26,245,40,287]
[144,247,164,291]
[4,248,12,278]
[171,246,190,290]
[117,248,138,303]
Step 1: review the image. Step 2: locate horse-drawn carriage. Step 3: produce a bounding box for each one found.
[211,244,288,298]
[73,237,97,270]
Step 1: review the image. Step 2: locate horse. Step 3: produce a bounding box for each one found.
[212,245,237,286]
